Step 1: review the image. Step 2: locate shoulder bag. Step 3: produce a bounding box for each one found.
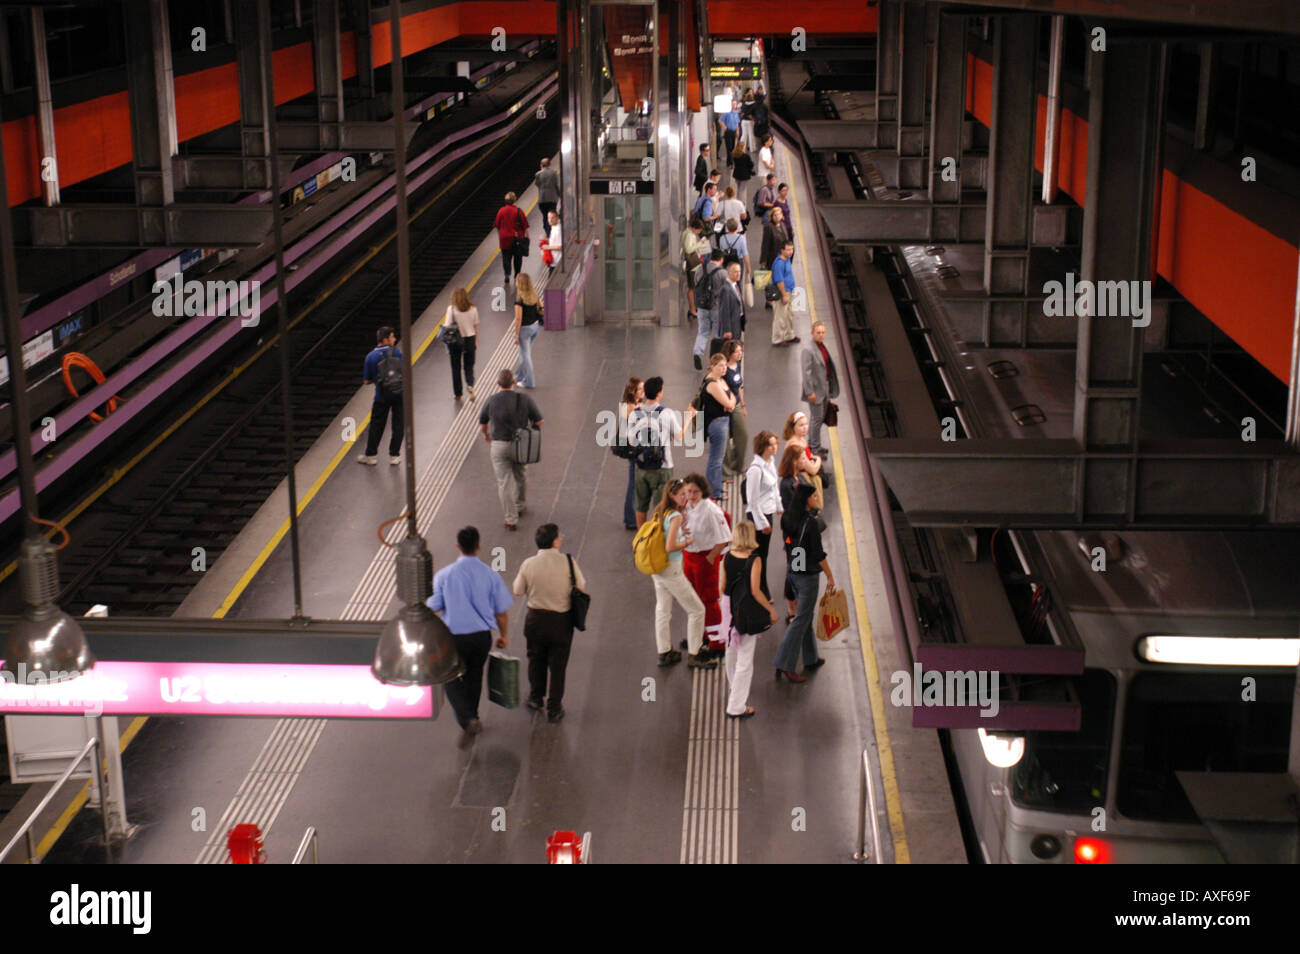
[441,307,462,349]
[567,555,590,631]
[513,208,530,258]
[510,392,542,464]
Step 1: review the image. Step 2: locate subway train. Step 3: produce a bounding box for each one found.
[885,241,1300,864]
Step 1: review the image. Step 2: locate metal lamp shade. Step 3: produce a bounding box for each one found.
[5,608,94,677]
[372,603,464,687]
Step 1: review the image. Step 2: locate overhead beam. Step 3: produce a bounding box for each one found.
[935,0,1300,36]
[817,197,987,244]
[275,119,419,153]
[26,203,273,248]
[867,438,1300,528]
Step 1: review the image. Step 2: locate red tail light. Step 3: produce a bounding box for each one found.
[1073,837,1109,864]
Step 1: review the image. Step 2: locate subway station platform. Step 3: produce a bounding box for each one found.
[36,137,963,865]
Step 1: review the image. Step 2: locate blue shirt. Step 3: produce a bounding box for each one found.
[694,195,715,220]
[721,110,740,132]
[363,345,402,383]
[771,255,796,293]
[427,555,513,635]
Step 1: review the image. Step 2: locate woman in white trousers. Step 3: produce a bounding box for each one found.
[718,520,779,718]
[650,479,712,669]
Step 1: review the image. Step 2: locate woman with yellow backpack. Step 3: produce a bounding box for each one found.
[633,479,714,669]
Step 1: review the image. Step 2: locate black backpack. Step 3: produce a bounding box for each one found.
[720,233,742,267]
[631,406,666,470]
[694,263,720,310]
[376,348,403,399]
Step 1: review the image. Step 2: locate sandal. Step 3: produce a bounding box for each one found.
[726,707,756,720]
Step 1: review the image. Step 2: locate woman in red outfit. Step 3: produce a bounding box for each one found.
[681,473,733,656]
[494,192,529,285]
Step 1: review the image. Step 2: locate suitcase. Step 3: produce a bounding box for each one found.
[487,651,520,709]
[512,424,542,464]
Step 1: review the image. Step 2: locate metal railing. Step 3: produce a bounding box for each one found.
[854,748,885,863]
[291,826,319,864]
[0,736,99,865]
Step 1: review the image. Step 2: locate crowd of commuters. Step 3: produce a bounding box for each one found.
[352,121,846,735]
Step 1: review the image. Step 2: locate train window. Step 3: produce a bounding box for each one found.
[1117,671,1294,822]
[1010,669,1114,813]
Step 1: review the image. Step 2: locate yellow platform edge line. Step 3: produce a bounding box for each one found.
[788,151,911,863]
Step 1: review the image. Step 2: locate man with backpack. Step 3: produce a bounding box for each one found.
[692,249,728,370]
[693,182,721,234]
[479,369,544,531]
[629,376,687,528]
[358,325,404,466]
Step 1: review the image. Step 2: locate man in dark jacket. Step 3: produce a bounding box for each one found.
[710,261,746,354]
[693,143,711,195]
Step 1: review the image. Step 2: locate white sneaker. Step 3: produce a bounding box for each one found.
[357,455,378,466]
[390,456,401,466]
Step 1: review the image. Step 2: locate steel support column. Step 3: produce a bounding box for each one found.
[556,0,584,249]
[895,0,927,190]
[1194,41,1215,152]
[928,12,966,204]
[351,0,374,103]
[655,0,686,327]
[124,0,177,240]
[1073,41,1166,477]
[313,0,344,125]
[29,8,58,206]
[1041,15,1063,204]
[235,0,270,176]
[982,14,1039,346]
[874,0,899,147]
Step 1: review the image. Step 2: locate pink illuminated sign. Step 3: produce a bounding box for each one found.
[0,660,434,719]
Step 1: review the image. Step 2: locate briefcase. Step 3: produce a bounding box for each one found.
[487,651,520,709]
[512,424,542,464]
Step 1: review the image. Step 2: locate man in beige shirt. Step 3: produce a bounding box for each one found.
[513,523,587,723]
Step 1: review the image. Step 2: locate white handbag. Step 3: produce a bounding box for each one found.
[743,279,754,309]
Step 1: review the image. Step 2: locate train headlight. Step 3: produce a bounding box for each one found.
[978,728,1024,768]
[1073,837,1109,864]
[1030,834,1061,860]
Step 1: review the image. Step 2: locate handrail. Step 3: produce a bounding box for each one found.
[854,748,885,863]
[0,736,98,865]
[291,826,319,865]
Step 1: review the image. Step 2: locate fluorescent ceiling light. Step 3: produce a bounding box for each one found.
[1137,636,1300,667]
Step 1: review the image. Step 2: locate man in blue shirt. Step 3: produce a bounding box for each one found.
[359,325,404,466]
[720,105,740,167]
[427,526,514,736]
[770,241,799,346]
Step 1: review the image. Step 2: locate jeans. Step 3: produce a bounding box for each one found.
[652,561,705,655]
[693,307,715,360]
[490,440,526,524]
[525,608,574,715]
[364,398,404,456]
[623,458,637,528]
[448,336,476,398]
[443,630,492,727]
[515,322,541,388]
[774,572,822,672]
[706,416,730,501]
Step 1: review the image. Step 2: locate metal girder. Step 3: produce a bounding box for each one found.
[929,12,966,204]
[124,0,175,209]
[276,121,418,153]
[350,0,374,100]
[1074,42,1166,451]
[30,8,58,205]
[896,0,927,190]
[235,0,269,160]
[800,120,881,150]
[818,198,986,244]
[313,0,344,125]
[935,0,1300,36]
[27,203,272,248]
[875,0,899,141]
[866,438,1300,528]
[173,154,274,190]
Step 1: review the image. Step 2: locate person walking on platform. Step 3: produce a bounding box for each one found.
[494,191,529,286]
[681,473,732,655]
[479,369,543,531]
[775,483,835,683]
[358,325,403,466]
[761,205,792,272]
[620,377,645,530]
[693,143,711,195]
[513,523,586,723]
[758,134,777,183]
[534,157,560,225]
[513,273,544,389]
[649,478,713,669]
[720,101,739,167]
[693,249,727,370]
[718,520,778,719]
[739,89,757,152]
[802,319,840,472]
[743,430,782,598]
[711,261,745,356]
[427,526,514,738]
[630,376,688,527]
[770,240,800,347]
[699,354,736,504]
[681,217,709,321]
[440,287,479,402]
[721,340,748,477]
[731,141,755,206]
[694,181,721,235]
[719,188,748,235]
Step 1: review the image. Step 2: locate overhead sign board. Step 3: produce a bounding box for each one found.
[709,64,761,80]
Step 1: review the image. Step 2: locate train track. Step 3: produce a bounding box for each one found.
[40,112,558,617]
